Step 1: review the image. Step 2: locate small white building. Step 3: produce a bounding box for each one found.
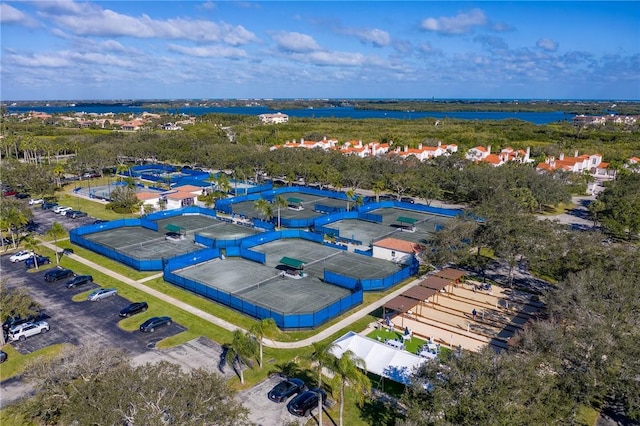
[165,191,196,210]
[258,112,289,124]
[136,191,163,214]
[372,238,424,265]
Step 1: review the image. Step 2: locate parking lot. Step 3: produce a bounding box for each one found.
[27,202,97,235]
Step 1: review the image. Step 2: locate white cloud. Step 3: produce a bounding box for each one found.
[1,3,38,26]
[272,32,322,53]
[10,53,71,68]
[167,44,247,59]
[347,27,391,47]
[39,2,257,45]
[420,8,487,35]
[418,42,442,55]
[537,38,559,52]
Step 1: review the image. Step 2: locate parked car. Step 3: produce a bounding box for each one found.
[2,189,17,197]
[139,316,172,333]
[92,219,107,224]
[15,193,31,199]
[164,232,185,241]
[25,255,51,269]
[0,350,7,363]
[28,198,44,205]
[268,378,307,403]
[41,201,59,210]
[287,389,327,417]
[8,320,50,341]
[53,206,72,214]
[400,197,415,204]
[60,208,75,216]
[3,314,37,334]
[60,248,74,256]
[44,267,75,282]
[66,275,93,288]
[68,211,88,219]
[87,288,118,301]
[9,250,34,263]
[119,301,148,317]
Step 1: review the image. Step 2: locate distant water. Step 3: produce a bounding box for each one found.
[6,105,572,124]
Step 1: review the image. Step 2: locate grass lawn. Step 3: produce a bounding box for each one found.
[0,343,70,382]
[540,201,575,215]
[54,192,136,221]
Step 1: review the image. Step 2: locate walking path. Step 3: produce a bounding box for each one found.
[36,238,423,349]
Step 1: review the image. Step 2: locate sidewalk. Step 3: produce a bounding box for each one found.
[36,238,422,349]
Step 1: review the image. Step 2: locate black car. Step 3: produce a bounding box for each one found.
[400,197,415,204]
[15,193,30,199]
[44,268,75,282]
[41,201,58,210]
[119,302,149,318]
[69,211,88,219]
[287,389,327,417]
[3,314,35,333]
[66,275,93,288]
[92,219,107,224]
[25,255,51,269]
[0,350,7,363]
[139,316,172,333]
[268,378,306,403]
[60,248,74,256]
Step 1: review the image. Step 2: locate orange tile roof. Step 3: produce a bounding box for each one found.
[483,154,502,165]
[373,238,424,254]
[173,185,202,192]
[136,192,160,201]
[165,191,195,200]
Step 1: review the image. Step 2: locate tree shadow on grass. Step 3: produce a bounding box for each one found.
[358,397,399,426]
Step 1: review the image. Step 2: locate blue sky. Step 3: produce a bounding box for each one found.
[1,1,639,101]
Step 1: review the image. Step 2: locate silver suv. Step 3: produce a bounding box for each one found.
[9,320,50,341]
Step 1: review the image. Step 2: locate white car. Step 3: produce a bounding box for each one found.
[28,198,44,205]
[8,320,50,341]
[87,288,118,301]
[9,250,34,263]
[53,206,73,215]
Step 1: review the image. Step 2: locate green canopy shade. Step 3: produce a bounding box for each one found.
[164,224,184,233]
[397,216,417,225]
[279,256,305,269]
[287,197,303,205]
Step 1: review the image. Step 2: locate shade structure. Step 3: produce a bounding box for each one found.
[383,295,419,313]
[402,285,437,301]
[164,224,184,233]
[396,216,418,225]
[434,268,466,281]
[420,275,453,291]
[286,197,303,205]
[279,256,305,270]
[330,331,427,385]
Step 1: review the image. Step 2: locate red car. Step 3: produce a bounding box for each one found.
[2,189,17,196]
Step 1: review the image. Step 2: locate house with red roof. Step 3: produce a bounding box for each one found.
[536,151,616,179]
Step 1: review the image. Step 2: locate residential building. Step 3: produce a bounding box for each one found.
[258,112,289,124]
[536,151,616,179]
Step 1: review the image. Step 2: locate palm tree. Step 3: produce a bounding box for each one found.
[225,329,258,384]
[331,350,371,426]
[345,189,356,212]
[46,222,67,264]
[115,163,130,182]
[53,163,65,187]
[249,318,280,368]
[253,198,273,222]
[310,341,338,426]
[3,206,29,249]
[273,195,288,229]
[22,236,40,269]
[373,180,384,203]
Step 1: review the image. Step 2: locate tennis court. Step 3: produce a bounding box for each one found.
[175,257,352,314]
[154,215,260,240]
[83,226,196,260]
[325,208,452,245]
[229,192,349,221]
[252,238,401,279]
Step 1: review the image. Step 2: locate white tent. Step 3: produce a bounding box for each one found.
[330,331,428,385]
